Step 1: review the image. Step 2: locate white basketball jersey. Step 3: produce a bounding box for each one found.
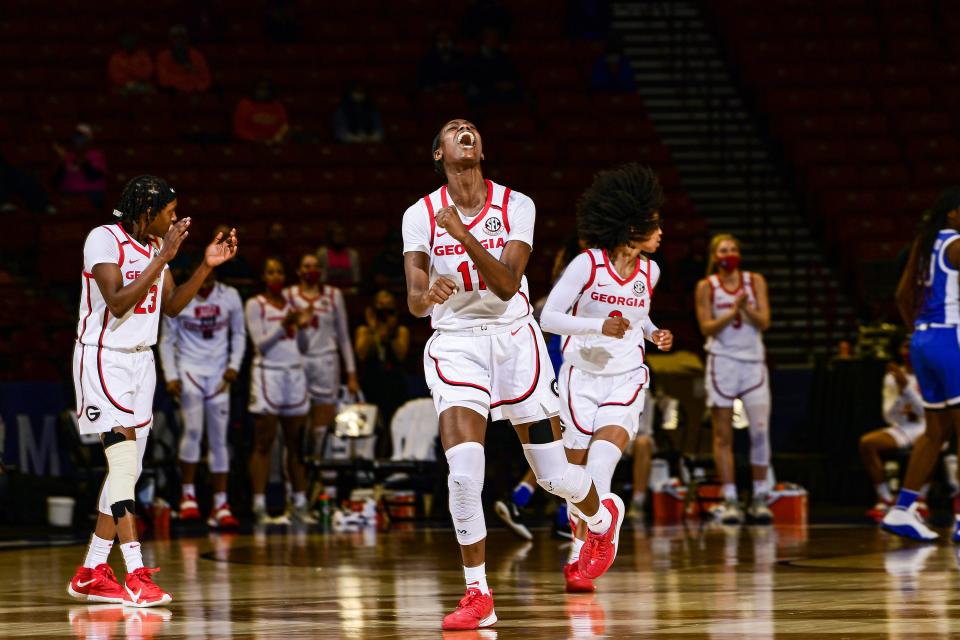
[704,271,765,361]
[245,295,304,368]
[561,249,659,375]
[77,224,167,351]
[284,285,343,358]
[401,180,534,332]
[159,282,245,378]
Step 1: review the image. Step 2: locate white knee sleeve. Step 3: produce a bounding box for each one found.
[100,436,147,516]
[745,403,771,467]
[523,440,592,503]
[178,391,205,464]
[585,439,622,497]
[446,442,486,546]
[206,395,230,474]
[104,439,139,520]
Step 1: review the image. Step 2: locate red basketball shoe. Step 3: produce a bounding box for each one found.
[866,498,893,523]
[179,495,201,521]
[578,493,625,580]
[122,567,172,607]
[441,588,496,630]
[207,503,240,529]
[564,561,595,593]
[68,564,125,603]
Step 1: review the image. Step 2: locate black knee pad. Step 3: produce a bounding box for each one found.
[102,430,127,449]
[528,419,555,444]
[110,499,136,523]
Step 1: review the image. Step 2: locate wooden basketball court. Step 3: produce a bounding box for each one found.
[2,523,958,638]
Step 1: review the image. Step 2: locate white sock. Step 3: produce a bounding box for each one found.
[753,479,770,497]
[876,483,893,502]
[253,494,266,511]
[919,484,930,499]
[722,483,738,502]
[120,541,144,573]
[213,492,227,509]
[464,563,489,594]
[585,504,612,535]
[568,537,585,563]
[293,491,307,508]
[182,484,196,498]
[83,534,113,569]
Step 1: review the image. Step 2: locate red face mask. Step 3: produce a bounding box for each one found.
[266,281,284,295]
[301,269,320,286]
[717,255,741,272]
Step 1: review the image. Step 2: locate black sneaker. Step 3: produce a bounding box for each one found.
[494,498,533,541]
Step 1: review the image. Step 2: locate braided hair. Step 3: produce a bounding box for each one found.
[577,163,663,253]
[906,187,960,314]
[112,175,176,232]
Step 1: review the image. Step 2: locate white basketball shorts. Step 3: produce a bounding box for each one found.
[304,352,339,405]
[73,343,155,436]
[884,422,925,449]
[248,363,309,417]
[705,353,770,408]
[559,362,649,450]
[423,319,559,425]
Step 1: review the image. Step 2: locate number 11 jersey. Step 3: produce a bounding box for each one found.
[77,223,168,351]
[401,179,534,332]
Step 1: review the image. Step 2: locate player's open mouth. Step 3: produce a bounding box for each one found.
[456,130,476,149]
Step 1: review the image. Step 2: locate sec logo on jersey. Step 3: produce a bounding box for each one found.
[633,281,646,296]
[483,217,502,236]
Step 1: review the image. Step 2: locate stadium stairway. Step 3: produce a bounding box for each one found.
[613,0,855,363]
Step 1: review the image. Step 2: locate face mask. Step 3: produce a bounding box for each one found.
[266,281,284,295]
[717,255,740,272]
[301,269,320,285]
[198,283,214,298]
[375,307,394,320]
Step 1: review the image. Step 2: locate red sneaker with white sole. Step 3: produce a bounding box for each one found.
[916,499,930,521]
[578,493,625,580]
[441,587,496,630]
[207,503,240,529]
[123,567,172,607]
[68,564,125,603]
[866,498,893,523]
[564,561,595,593]
[179,495,201,521]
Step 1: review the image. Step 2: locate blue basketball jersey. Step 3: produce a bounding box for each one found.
[916,229,960,326]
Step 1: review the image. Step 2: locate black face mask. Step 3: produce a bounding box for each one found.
[375,307,395,320]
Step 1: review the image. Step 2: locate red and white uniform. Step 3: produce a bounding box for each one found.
[541,249,660,449]
[402,179,558,424]
[73,224,167,436]
[284,284,356,404]
[704,271,769,408]
[882,372,925,449]
[245,295,309,417]
[159,282,245,472]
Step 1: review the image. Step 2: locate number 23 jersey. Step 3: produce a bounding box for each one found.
[402,179,534,332]
[77,224,168,351]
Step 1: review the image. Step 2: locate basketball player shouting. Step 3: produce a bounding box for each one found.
[540,163,673,593]
[695,234,773,525]
[69,176,238,607]
[883,188,960,542]
[402,120,624,630]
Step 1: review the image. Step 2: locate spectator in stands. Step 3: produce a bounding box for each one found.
[590,38,636,93]
[368,229,405,296]
[465,28,523,107]
[460,0,512,40]
[52,123,107,210]
[156,25,212,94]
[417,29,466,92]
[333,82,384,144]
[317,222,361,293]
[233,78,289,145]
[355,290,410,427]
[0,152,55,214]
[108,33,154,95]
[263,0,303,43]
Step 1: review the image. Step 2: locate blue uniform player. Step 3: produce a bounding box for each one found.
[883,188,960,542]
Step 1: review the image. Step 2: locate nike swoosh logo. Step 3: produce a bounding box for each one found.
[597,283,612,287]
[130,259,142,264]
[437,231,448,237]
[126,587,142,601]
[511,327,523,336]
[77,579,96,588]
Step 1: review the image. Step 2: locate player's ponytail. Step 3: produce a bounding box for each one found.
[705,234,740,275]
[910,187,960,312]
[112,175,176,232]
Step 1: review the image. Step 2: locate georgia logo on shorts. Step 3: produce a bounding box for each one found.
[551,379,559,397]
[483,217,502,236]
[633,281,646,296]
[85,406,101,422]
